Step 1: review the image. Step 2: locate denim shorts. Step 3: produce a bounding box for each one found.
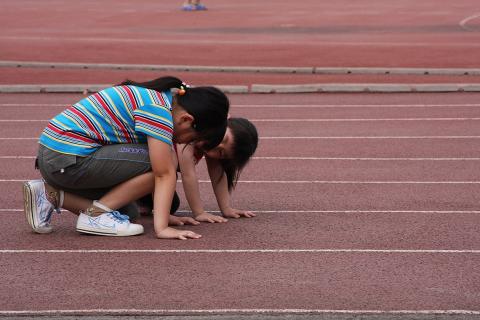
[37,144,152,204]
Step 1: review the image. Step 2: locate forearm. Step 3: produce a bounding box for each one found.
[206,158,231,212]
[153,172,177,236]
[182,173,206,216]
[212,173,231,213]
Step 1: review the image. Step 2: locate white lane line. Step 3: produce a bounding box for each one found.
[460,12,480,31]
[232,103,480,108]
[4,117,480,122]
[253,157,480,161]
[260,136,480,139]
[1,249,480,254]
[0,156,35,159]
[3,103,480,108]
[2,156,480,161]
[198,180,480,184]
[0,120,48,122]
[224,210,480,214]
[3,209,480,214]
[3,179,480,184]
[0,104,68,107]
[3,35,480,47]
[3,136,480,141]
[251,118,480,122]
[0,309,479,316]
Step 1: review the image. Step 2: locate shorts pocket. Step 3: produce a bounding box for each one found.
[43,149,77,174]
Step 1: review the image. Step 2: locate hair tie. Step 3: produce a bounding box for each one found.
[177,82,190,96]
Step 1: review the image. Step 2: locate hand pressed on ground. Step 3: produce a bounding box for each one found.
[222,208,256,219]
[156,226,201,240]
[194,212,228,223]
[169,215,200,226]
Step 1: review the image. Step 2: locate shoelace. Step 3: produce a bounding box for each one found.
[108,211,130,223]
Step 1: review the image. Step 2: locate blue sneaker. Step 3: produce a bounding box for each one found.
[181,4,195,11]
[76,211,144,236]
[195,4,207,10]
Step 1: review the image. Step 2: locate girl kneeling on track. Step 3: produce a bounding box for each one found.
[137,117,258,222]
[23,76,229,240]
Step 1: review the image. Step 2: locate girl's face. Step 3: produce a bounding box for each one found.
[204,127,234,159]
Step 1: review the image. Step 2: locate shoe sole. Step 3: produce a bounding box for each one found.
[76,226,144,237]
[23,182,52,234]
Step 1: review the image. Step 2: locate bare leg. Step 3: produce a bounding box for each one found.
[61,193,92,215]
[96,172,155,212]
[44,183,90,215]
[44,172,155,216]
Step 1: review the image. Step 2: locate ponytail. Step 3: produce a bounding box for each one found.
[119,76,183,92]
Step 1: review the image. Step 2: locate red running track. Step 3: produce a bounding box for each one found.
[0,92,480,317]
[1,0,480,69]
[4,0,480,91]
[5,67,480,86]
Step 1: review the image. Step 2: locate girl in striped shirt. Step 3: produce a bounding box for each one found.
[23,76,229,240]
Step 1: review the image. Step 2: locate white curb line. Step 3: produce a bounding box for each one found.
[2,60,480,75]
[2,83,480,93]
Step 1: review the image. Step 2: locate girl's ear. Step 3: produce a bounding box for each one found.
[180,113,195,125]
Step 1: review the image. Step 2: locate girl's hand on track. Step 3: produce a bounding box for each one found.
[156,227,202,240]
[222,208,256,219]
[169,215,200,226]
[195,212,228,223]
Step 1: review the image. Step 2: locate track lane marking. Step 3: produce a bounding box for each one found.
[1,249,480,253]
[252,118,480,122]
[3,35,480,47]
[4,156,480,161]
[252,157,480,160]
[460,12,480,31]
[4,117,480,122]
[233,103,480,108]
[3,156,480,161]
[0,309,479,315]
[3,179,480,184]
[196,180,480,184]
[3,136,480,140]
[3,209,480,214]
[2,103,480,108]
[260,136,480,139]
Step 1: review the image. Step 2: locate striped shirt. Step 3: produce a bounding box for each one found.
[39,85,173,156]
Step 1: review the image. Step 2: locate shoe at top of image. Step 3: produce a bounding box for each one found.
[181,4,195,11]
[195,4,207,10]
[181,3,207,11]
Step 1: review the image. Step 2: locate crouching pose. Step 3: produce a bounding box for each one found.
[23,76,229,240]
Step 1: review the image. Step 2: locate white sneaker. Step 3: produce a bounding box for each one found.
[23,179,59,234]
[76,211,144,236]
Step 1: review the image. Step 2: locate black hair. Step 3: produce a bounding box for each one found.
[120,76,229,150]
[219,117,258,191]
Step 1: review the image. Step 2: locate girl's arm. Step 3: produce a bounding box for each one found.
[206,157,256,219]
[148,137,201,240]
[177,144,227,223]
